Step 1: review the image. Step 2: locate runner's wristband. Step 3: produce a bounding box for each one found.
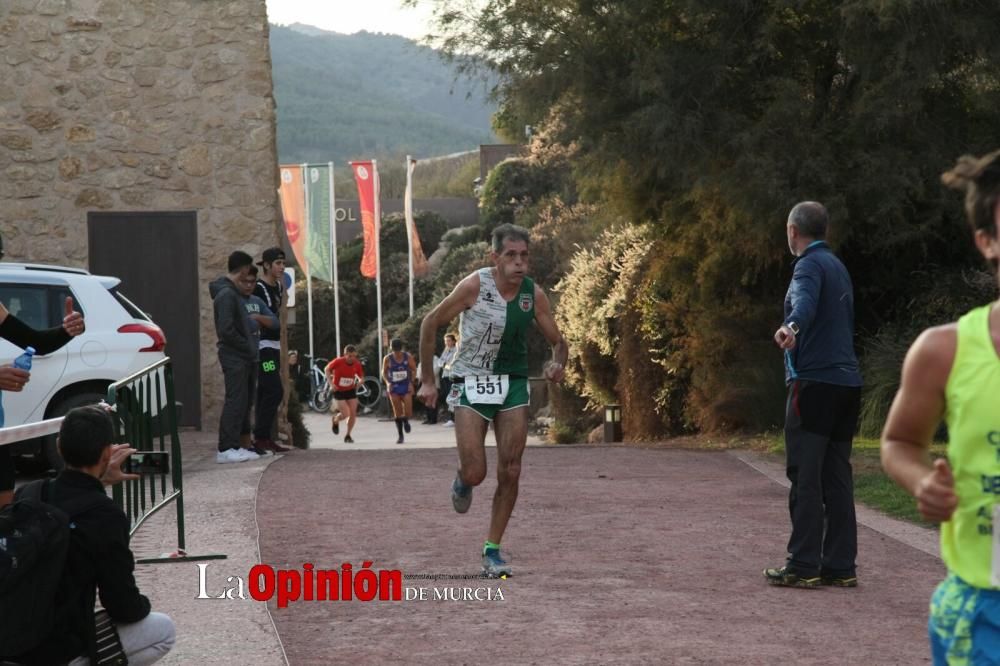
[0,313,72,355]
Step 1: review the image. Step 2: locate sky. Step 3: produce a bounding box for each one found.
[265,0,437,40]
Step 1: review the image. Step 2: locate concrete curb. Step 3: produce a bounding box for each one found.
[729,449,940,559]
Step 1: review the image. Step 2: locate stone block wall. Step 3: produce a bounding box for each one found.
[0,0,283,430]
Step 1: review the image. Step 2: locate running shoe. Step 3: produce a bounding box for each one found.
[403,420,411,433]
[451,473,472,513]
[482,548,511,578]
[820,573,858,588]
[332,420,340,435]
[396,436,404,444]
[763,566,820,588]
[344,435,354,444]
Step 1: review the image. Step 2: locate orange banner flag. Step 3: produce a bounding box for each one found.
[351,161,379,279]
[405,157,429,278]
[278,165,307,271]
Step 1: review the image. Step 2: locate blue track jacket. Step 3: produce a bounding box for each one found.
[782,241,863,387]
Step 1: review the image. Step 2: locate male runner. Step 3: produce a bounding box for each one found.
[326,345,365,444]
[418,223,568,577]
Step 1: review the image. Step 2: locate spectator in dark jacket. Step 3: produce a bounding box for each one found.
[209,251,259,464]
[764,201,863,589]
[6,406,174,665]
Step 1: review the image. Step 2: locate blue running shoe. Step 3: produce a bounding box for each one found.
[482,548,511,578]
[451,473,472,513]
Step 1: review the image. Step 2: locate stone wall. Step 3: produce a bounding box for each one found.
[0,0,282,429]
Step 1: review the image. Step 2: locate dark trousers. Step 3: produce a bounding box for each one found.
[219,353,254,452]
[438,375,453,420]
[254,347,283,441]
[783,380,861,577]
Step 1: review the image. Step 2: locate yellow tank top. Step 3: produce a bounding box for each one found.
[942,303,1000,588]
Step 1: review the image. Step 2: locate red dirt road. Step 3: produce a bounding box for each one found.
[256,447,940,665]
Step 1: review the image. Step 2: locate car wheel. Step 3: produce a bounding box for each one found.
[42,390,107,471]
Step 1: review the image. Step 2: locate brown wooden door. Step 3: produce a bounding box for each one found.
[87,211,201,427]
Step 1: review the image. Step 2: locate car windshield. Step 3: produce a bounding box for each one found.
[111,289,152,322]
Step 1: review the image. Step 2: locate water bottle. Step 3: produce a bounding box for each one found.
[13,346,35,371]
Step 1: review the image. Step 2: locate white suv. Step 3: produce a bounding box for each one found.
[0,263,166,467]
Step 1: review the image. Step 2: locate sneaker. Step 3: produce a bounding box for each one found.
[482,548,511,578]
[403,420,412,433]
[820,573,858,588]
[344,435,354,444]
[216,448,249,464]
[240,448,261,461]
[443,420,455,428]
[332,420,340,435]
[763,566,820,588]
[396,436,404,444]
[451,473,472,513]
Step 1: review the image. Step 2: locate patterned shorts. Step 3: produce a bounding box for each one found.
[929,573,1000,665]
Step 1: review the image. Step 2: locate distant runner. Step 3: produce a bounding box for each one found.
[382,339,416,444]
[325,344,365,444]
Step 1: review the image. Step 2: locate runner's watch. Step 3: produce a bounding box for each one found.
[786,322,800,336]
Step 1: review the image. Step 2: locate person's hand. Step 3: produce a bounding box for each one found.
[62,297,85,337]
[543,361,565,383]
[0,366,30,391]
[914,458,958,522]
[774,325,796,350]
[103,443,140,485]
[417,383,438,409]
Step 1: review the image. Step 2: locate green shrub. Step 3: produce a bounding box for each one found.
[547,420,581,444]
[858,267,996,437]
[479,157,558,229]
[286,388,310,449]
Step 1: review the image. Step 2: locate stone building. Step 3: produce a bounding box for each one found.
[0,0,282,430]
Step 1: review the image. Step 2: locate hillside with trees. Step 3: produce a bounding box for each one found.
[269,24,497,163]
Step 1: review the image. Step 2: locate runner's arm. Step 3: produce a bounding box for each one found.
[533,285,568,382]
[881,325,958,521]
[382,355,394,386]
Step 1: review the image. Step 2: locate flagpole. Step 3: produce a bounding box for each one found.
[302,163,315,369]
[405,155,415,318]
[328,161,340,355]
[374,159,383,372]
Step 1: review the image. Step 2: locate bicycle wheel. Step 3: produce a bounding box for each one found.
[311,384,333,413]
[356,377,382,412]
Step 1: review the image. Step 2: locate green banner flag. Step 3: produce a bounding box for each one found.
[306,164,333,282]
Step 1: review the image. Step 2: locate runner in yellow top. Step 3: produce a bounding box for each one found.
[882,149,1000,665]
[418,223,568,577]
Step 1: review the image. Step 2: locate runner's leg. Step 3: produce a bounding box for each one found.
[455,406,488,487]
[487,406,528,544]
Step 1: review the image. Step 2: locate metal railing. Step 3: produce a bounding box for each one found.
[106,357,223,563]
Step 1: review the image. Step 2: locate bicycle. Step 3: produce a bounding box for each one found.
[353,357,384,414]
[305,355,332,413]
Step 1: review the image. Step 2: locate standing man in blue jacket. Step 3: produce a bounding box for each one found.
[764,201,863,589]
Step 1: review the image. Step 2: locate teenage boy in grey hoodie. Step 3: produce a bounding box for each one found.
[209,251,259,464]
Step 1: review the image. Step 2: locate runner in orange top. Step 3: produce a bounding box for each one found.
[325,345,365,444]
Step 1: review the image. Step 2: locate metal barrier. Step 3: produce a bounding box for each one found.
[107,357,224,564]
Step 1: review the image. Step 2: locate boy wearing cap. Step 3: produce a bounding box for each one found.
[252,247,290,453]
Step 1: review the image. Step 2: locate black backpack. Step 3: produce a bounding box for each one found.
[0,479,104,657]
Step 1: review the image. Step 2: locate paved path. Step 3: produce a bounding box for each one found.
[117,416,942,665]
